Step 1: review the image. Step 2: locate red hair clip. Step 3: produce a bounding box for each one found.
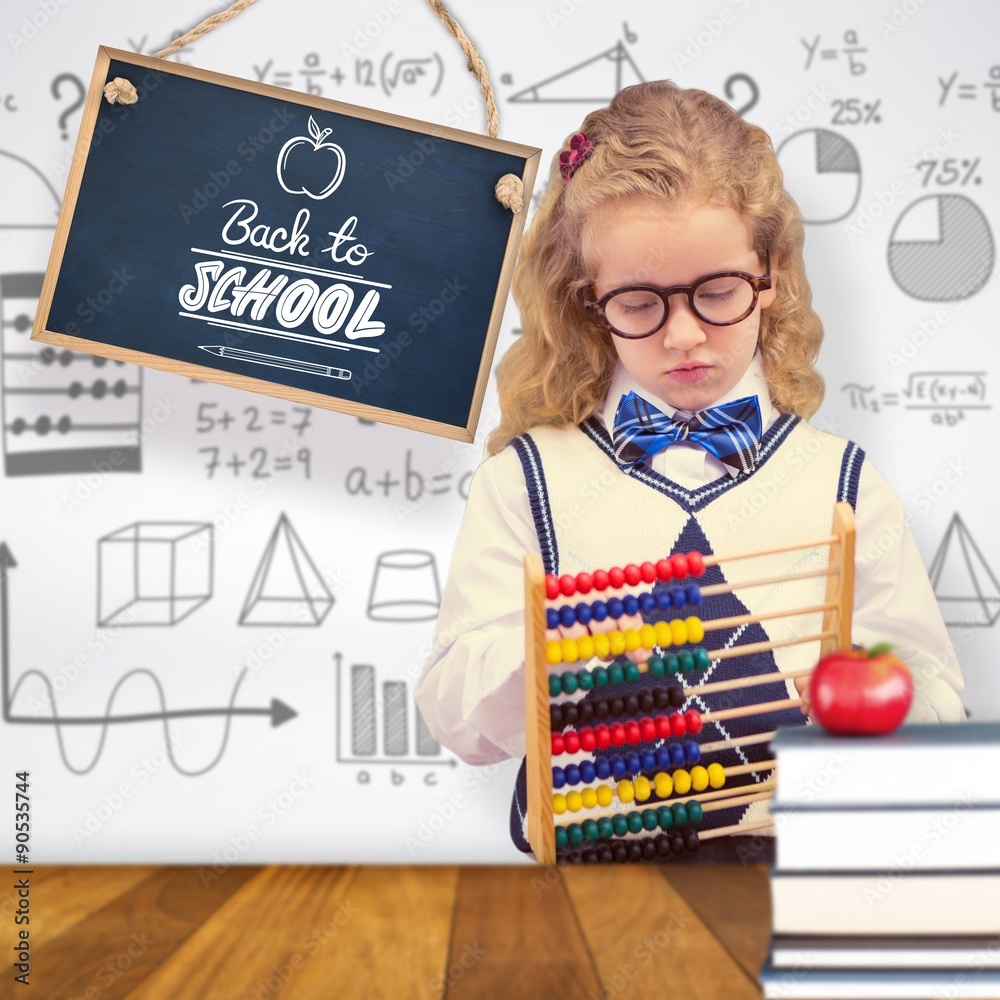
[559,132,594,184]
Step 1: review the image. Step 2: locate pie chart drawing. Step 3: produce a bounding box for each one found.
[888,194,994,301]
[775,129,861,224]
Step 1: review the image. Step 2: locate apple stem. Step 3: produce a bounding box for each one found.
[316,128,333,145]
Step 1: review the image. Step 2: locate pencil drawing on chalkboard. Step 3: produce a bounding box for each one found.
[239,513,333,626]
[276,115,346,200]
[508,39,643,104]
[367,549,440,622]
[775,129,862,224]
[930,513,1000,627]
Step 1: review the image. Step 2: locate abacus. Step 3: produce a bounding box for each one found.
[523,502,856,865]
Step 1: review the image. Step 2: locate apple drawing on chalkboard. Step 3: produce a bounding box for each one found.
[276,115,346,200]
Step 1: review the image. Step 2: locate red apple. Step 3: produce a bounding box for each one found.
[809,643,913,735]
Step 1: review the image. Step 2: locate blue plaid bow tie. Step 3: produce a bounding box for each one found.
[612,391,763,477]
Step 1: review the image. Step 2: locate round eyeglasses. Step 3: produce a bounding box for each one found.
[584,252,772,339]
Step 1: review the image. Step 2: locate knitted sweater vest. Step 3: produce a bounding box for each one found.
[506,412,865,863]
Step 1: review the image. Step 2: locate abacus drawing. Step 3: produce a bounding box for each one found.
[523,502,856,866]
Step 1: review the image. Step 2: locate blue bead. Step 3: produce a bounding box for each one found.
[639,592,656,613]
[655,589,673,610]
[595,757,612,780]
[553,767,566,788]
[655,746,672,769]
[686,584,702,606]
[640,750,656,771]
[611,756,627,778]
[559,605,576,627]
[607,597,624,618]
[668,743,685,767]
[683,740,701,764]
[546,608,559,629]
[591,601,608,622]
[622,594,639,615]
[625,752,641,775]
[565,763,581,785]
[580,760,596,783]
[575,602,592,625]
[670,587,687,608]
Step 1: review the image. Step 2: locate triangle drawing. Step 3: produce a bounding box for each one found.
[239,513,334,626]
[929,513,1000,627]
[509,41,643,103]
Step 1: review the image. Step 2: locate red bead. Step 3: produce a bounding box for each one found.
[545,575,560,599]
[610,723,627,746]
[551,733,564,755]
[684,709,703,734]
[564,730,581,754]
[594,724,611,749]
[580,730,597,752]
[592,569,609,591]
[576,572,593,595]
[624,564,641,586]
[670,712,687,737]
[625,720,641,744]
[640,561,657,584]
[640,718,657,741]
[670,554,689,579]
[608,567,625,589]
[656,716,672,738]
[559,574,576,597]
[686,551,705,577]
[656,559,674,582]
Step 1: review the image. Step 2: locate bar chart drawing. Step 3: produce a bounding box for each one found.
[334,653,454,766]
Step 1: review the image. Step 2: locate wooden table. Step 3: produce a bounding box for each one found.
[17,863,771,999]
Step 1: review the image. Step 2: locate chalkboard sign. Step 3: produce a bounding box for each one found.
[32,47,540,441]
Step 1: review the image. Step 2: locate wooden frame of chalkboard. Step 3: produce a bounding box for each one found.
[32,46,541,442]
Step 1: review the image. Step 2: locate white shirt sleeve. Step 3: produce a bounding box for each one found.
[414,444,537,765]
[851,458,967,723]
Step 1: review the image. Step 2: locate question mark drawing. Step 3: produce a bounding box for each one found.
[724,73,759,118]
[51,73,85,140]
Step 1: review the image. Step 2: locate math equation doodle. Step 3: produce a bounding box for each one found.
[842,371,989,426]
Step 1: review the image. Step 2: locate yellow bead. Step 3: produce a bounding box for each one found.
[673,768,692,795]
[576,634,595,660]
[670,619,688,645]
[561,637,578,664]
[640,624,656,649]
[624,628,641,652]
[594,632,611,659]
[633,775,651,801]
[617,779,635,804]
[691,765,709,792]
[553,794,567,814]
[686,616,705,643]
[566,791,583,812]
[655,621,672,648]
[708,762,726,789]
[597,784,613,807]
[654,771,674,798]
[581,787,598,809]
[546,640,562,665]
[610,631,626,656]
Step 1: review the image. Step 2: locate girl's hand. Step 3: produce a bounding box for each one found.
[794,673,812,717]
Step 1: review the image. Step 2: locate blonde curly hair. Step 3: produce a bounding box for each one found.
[486,80,824,458]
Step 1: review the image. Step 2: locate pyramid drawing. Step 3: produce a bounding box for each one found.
[509,40,643,103]
[239,513,333,626]
[929,513,1000,627]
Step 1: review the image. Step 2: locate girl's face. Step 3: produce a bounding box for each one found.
[584,195,776,413]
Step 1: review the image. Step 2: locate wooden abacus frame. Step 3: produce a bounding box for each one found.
[523,501,856,865]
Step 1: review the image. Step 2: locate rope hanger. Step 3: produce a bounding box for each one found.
[102,0,524,212]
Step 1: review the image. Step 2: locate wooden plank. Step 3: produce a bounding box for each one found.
[564,863,763,999]
[447,865,602,999]
[30,864,258,999]
[660,864,772,983]
[820,501,855,656]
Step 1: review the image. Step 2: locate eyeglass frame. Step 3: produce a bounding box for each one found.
[583,251,772,339]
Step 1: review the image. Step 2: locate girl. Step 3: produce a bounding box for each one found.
[414,81,966,863]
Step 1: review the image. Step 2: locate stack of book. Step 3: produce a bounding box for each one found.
[758,722,1000,999]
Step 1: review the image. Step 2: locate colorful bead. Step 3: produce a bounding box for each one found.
[656,558,674,581]
[551,733,564,755]
[656,716,672,738]
[561,671,578,694]
[668,743,686,767]
[624,720,641,743]
[642,808,659,831]
[597,817,614,839]
[555,825,569,848]
[683,740,701,764]
[684,829,700,851]
[641,749,657,770]
[678,650,695,673]
[568,823,584,845]
[640,718,657,741]
[606,597,623,618]
[591,665,608,687]
[684,709,703,734]
[673,769,692,795]
[624,662,640,683]
[546,608,559,629]
[623,594,640,616]
[545,575,560,599]
[687,800,704,822]
[581,787,598,809]
[691,765,709,792]
[597,784,613,807]
[633,776,651,801]
[687,551,705,577]
[610,723,626,746]
[657,805,673,829]
[639,592,656,614]
[576,634,595,660]
[608,567,625,588]
[593,633,611,659]
[627,811,644,833]
[559,574,576,597]
[576,572,593,595]
[579,730,596,752]
[592,569,609,591]
[553,793,567,814]
[549,674,562,697]
[576,602,593,626]
[670,619,688,645]
[564,763,580,785]
[578,669,594,691]
[648,655,665,678]
[654,771,673,798]
[564,731,580,754]
[546,641,562,666]
[686,584,702,606]
[695,647,711,669]
[580,760,596,783]
[609,632,626,656]
[654,621,673,647]
[623,629,641,653]
[591,600,608,622]
[655,589,674,611]
[671,802,689,825]
[608,664,624,686]
[594,725,610,749]
[670,554,689,579]
[561,637,579,664]
[624,564,641,586]
[670,587,687,608]
[566,790,583,812]
[686,616,705,643]
[612,814,629,836]
[707,762,726,789]
[664,653,680,674]
[617,779,634,804]
[670,713,687,737]
[639,623,656,649]
[581,818,599,841]
[558,605,574,628]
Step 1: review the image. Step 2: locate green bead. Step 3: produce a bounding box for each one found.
[642,809,659,831]
[577,669,594,691]
[582,819,600,842]
[608,664,625,686]
[549,674,562,697]
[592,666,609,688]
[627,811,644,834]
[624,663,640,683]
[671,802,689,826]
[657,805,673,829]
[664,653,680,674]
[568,823,584,846]
[647,655,665,678]
[555,826,569,849]
[695,647,711,669]
[612,814,629,837]
[561,671,578,694]
[687,800,704,823]
[678,650,695,673]
[597,817,614,840]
